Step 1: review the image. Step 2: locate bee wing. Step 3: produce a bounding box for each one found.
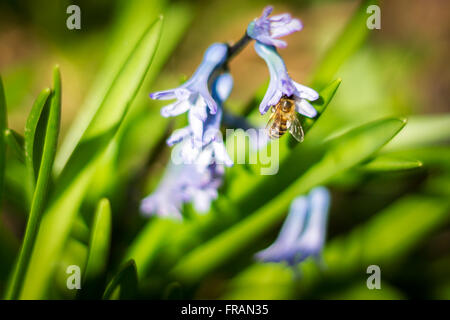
[287,114,304,142]
[266,109,283,139]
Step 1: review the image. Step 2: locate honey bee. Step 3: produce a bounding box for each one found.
[266,96,304,142]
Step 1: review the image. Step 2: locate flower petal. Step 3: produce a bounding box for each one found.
[275,197,309,246]
[188,104,206,148]
[294,187,331,257]
[161,99,192,117]
[200,91,218,114]
[293,82,319,101]
[212,73,234,103]
[166,127,191,146]
[261,6,273,19]
[270,18,303,38]
[248,6,302,48]
[149,89,176,100]
[150,87,190,101]
[255,35,288,48]
[181,139,200,164]
[212,141,233,167]
[192,189,215,213]
[295,98,317,118]
[196,147,214,170]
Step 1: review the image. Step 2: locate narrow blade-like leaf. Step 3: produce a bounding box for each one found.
[19,17,162,299]
[54,0,167,175]
[24,87,52,198]
[171,118,406,284]
[103,260,138,300]
[360,155,423,172]
[4,129,25,163]
[0,76,7,205]
[6,66,61,300]
[309,0,378,89]
[80,198,111,298]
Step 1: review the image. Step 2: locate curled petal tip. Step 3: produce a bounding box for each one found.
[262,5,274,17]
[249,6,302,48]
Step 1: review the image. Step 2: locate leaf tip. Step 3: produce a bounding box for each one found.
[99,197,111,209]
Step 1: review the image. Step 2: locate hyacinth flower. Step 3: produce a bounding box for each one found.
[255,187,331,266]
[150,42,228,117]
[140,74,234,218]
[247,6,303,48]
[254,41,319,116]
[167,73,234,168]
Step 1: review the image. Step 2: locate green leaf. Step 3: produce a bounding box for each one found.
[115,1,194,174]
[0,76,7,205]
[103,260,138,300]
[226,194,449,299]
[360,155,423,172]
[319,282,405,300]
[24,87,52,198]
[388,147,450,170]
[54,0,167,175]
[80,198,111,298]
[309,0,378,89]
[124,218,174,278]
[170,118,406,284]
[302,78,342,134]
[285,78,342,149]
[19,17,162,299]
[0,222,19,284]
[323,195,450,279]
[4,129,25,163]
[86,2,194,203]
[6,66,61,300]
[221,263,295,300]
[84,198,111,281]
[382,114,450,152]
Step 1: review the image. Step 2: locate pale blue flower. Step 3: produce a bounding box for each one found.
[167,73,234,168]
[254,41,319,116]
[247,6,303,48]
[141,73,234,219]
[255,187,331,265]
[150,43,228,116]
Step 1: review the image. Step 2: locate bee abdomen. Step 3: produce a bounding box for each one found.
[268,121,288,139]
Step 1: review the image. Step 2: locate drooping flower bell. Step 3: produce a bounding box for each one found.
[254,41,319,116]
[255,187,331,265]
[150,43,228,116]
[247,6,303,49]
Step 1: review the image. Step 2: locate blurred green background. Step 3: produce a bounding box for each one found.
[0,0,449,300]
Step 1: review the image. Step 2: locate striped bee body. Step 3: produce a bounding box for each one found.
[266,96,305,142]
[267,113,289,139]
